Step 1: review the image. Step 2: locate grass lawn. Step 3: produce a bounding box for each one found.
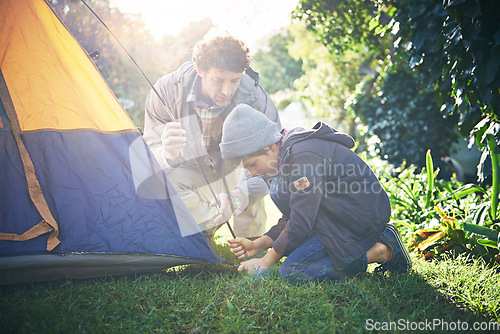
[1,196,499,333]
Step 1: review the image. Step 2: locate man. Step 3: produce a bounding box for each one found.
[143,29,280,238]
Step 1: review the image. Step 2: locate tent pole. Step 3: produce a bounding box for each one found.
[80,0,236,238]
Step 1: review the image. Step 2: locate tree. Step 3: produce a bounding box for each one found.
[292,0,392,58]
[49,0,156,126]
[284,23,377,134]
[251,32,304,95]
[349,69,459,170]
[48,1,214,129]
[157,19,214,76]
[393,0,500,182]
[394,0,499,132]
[293,0,491,173]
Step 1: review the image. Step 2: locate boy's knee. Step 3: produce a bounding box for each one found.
[279,261,310,285]
[278,261,291,280]
[279,259,297,280]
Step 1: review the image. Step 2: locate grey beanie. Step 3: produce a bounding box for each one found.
[220,104,282,159]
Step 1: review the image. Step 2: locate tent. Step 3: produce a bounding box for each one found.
[0,0,221,285]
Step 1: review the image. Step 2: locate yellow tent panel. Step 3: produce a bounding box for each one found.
[0,0,137,133]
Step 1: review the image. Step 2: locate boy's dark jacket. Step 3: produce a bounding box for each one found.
[265,122,391,270]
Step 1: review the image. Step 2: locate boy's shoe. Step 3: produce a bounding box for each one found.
[375,224,412,274]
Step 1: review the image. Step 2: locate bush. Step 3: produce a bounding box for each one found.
[350,69,459,172]
[373,150,500,265]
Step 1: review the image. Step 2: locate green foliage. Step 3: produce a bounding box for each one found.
[293,0,463,171]
[294,0,500,184]
[349,69,460,169]
[286,23,374,132]
[392,0,500,183]
[252,32,304,94]
[293,0,392,58]
[49,0,152,127]
[375,150,500,264]
[394,0,500,130]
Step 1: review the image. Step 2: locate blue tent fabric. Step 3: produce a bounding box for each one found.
[1,128,220,262]
[0,92,223,284]
[0,0,223,284]
[0,102,48,256]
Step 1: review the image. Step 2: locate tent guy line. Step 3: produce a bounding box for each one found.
[80,0,236,239]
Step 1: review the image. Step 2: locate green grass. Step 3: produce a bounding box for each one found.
[1,255,499,333]
[1,196,499,333]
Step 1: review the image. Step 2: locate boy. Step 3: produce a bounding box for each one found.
[219,104,411,284]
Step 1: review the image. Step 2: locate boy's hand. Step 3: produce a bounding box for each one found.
[238,248,281,275]
[228,237,258,259]
[238,258,270,274]
[161,122,187,160]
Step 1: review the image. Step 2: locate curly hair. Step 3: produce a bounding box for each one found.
[192,29,252,73]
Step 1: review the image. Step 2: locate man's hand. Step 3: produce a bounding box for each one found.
[210,193,233,226]
[161,122,187,161]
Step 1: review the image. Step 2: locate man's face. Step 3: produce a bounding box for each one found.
[197,67,243,107]
[242,145,280,177]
